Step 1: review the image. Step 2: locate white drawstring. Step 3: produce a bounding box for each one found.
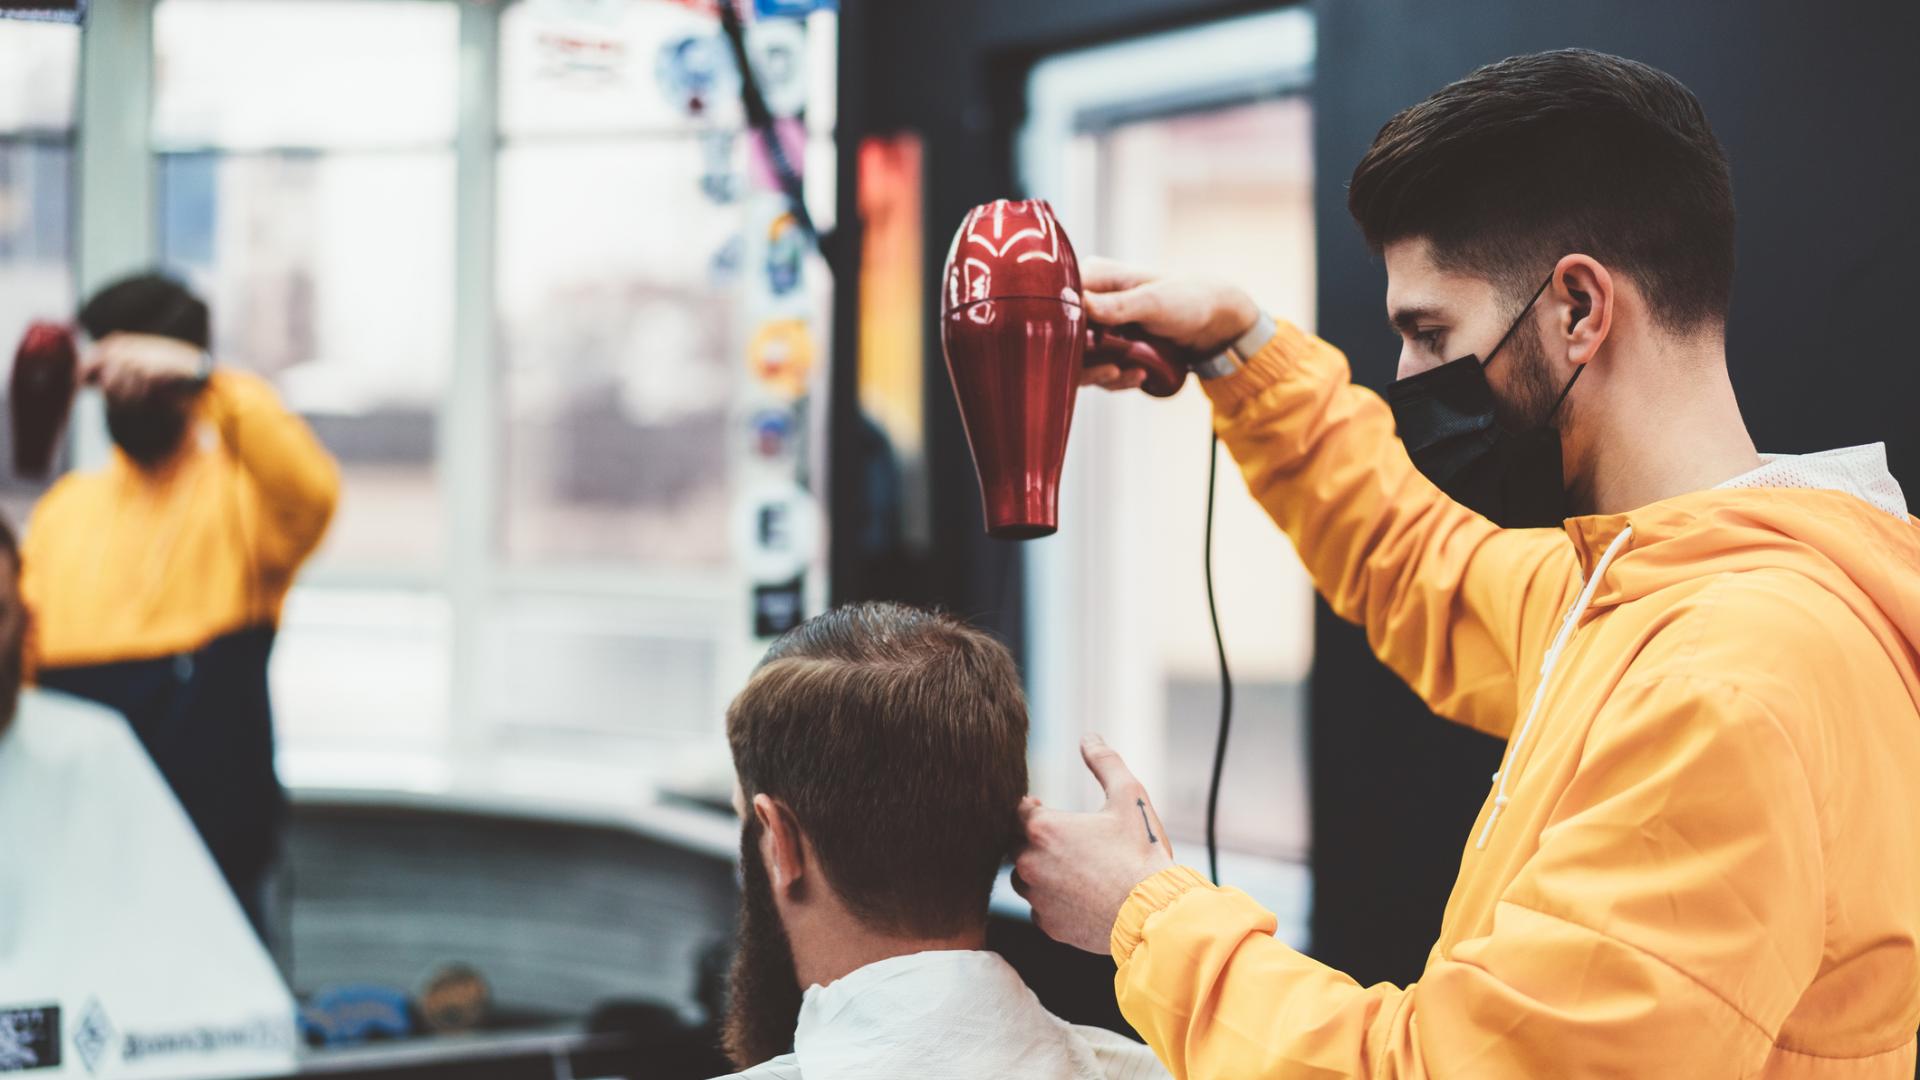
[1475,524,1634,850]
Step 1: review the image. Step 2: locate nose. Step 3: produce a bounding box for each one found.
[1396,345,1442,382]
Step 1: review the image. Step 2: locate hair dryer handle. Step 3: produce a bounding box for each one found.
[1085,323,1191,398]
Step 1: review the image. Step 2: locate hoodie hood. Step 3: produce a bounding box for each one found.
[1718,443,1910,519]
[1564,443,1920,709]
[793,950,1112,1080]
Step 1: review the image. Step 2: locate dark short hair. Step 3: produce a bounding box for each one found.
[1348,48,1735,333]
[78,272,211,350]
[726,602,1029,937]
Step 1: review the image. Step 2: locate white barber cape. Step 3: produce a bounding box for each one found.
[716,950,1168,1080]
[0,689,297,1078]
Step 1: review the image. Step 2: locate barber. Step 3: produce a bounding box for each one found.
[1013,50,1920,1078]
[22,273,339,940]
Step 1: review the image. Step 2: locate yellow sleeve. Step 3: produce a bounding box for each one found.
[1203,320,1576,735]
[1111,677,1824,1079]
[199,368,340,579]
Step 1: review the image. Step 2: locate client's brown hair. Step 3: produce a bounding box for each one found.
[726,602,1029,937]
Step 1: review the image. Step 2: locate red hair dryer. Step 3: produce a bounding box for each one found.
[10,321,79,479]
[940,199,1190,538]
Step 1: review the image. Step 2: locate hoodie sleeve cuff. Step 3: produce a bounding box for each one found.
[1111,865,1213,965]
[1198,317,1320,415]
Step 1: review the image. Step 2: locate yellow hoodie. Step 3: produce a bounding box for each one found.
[1112,320,1920,1078]
[22,368,339,666]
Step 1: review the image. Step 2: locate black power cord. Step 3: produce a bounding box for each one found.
[1203,429,1232,886]
[714,0,824,256]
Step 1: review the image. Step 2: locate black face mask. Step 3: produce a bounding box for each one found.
[1386,274,1584,529]
[106,389,195,469]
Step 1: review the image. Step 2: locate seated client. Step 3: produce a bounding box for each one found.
[0,514,296,1076]
[717,602,1167,1080]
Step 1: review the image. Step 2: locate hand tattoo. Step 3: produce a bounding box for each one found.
[1136,798,1156,844]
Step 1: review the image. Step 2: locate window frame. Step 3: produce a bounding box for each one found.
[70,0,797,789]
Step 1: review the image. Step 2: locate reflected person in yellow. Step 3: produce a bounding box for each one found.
[22,273,339,940]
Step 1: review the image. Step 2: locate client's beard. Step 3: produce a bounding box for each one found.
[722,818,804,1070]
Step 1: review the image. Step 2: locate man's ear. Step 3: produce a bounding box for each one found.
[752,793,810,900]
[1551,254,1614,369]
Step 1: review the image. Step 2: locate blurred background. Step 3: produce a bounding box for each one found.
[1,0,1916,1077]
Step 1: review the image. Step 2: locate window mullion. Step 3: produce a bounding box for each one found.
[73,0,158,471]
[447,0,502,776]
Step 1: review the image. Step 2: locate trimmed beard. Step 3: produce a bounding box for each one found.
[1490,314,1563,435]
[721,817,804,1070]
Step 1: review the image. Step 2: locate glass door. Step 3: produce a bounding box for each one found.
[1020,9,1317,939]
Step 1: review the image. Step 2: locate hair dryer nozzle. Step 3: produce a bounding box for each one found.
[11,321,79,479]
[942,296,1083,539]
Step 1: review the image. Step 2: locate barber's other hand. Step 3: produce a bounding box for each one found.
[84,333,206,399]
[1013,735,1175,954]
[1079,256,1259,391]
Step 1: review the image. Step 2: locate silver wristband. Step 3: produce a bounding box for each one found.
[1195,312,1276,380]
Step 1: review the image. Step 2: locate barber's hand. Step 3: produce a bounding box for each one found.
[1012,735,1175,954]
[84,333,207,399]
[1080,257,1259,392]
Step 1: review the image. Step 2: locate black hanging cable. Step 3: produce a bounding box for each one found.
[1203,429,1233,886]
[715,0,824,257]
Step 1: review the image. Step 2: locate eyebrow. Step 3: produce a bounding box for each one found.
[1388,305,1445,335]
